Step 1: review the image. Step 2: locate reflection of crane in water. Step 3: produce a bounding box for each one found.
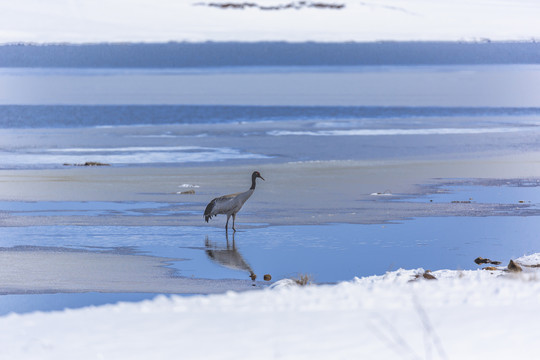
[205,232,256,280]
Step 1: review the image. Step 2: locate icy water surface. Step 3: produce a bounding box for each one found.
[1,212,539,315]
[1,65,540,169]
[1,182,540,290]
[1,214,537,287]
[2,65,540,107]
[2,210,539,315]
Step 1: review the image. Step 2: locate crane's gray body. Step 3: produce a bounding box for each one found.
[204,171,264,232]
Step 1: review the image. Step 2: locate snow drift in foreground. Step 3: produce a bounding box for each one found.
[2,253,540,359]
[1,0,539,43]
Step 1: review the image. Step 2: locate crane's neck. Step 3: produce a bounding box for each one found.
[250,173,257,190]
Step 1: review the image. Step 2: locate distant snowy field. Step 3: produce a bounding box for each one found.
[2,254,540,359]
[0,0,539,43]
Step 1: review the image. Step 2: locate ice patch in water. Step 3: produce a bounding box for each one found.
[178,184,200,188]
[268,127,536,136]
[0,146,271,167]
[370,191,393,196]
[48,146,209,153]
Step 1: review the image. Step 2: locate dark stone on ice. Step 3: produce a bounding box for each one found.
[474,257,501,265]
[422,272,437,280]
[409,271,437,282]
[507,260,523,272]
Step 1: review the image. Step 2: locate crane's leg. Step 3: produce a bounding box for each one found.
[225,231,230,249]
[225,214,231,233]
[232,213,236,232]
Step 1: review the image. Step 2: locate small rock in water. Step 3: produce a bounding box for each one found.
[63,161,110,166]
[507,260,523,272]
[250,273,257,281]
[84,161,109,166]
[474,257,501,265]
[263,274,272,281]
[409,271,437,282]
[423,272,437,280]
[179,190,196,195]
[475,257,488,264]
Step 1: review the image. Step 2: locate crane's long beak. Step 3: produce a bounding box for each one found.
[259,175,265,181]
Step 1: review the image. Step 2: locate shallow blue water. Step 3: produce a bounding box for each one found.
[2,213,539,315]
[397,182,540,208]
[0,215,537,284]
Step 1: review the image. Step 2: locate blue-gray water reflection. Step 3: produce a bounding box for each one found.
[0,216,538,284]
[205,233,256,280]
[200,217,538,283]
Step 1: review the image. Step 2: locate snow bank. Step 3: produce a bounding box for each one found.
[1,256,539,359]
[0,0,539,43]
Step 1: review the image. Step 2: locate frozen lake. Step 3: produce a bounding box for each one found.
[1,55,540,315]
[1,65,540,107]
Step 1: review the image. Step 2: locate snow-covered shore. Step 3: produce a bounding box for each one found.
[1,0,539,43]
[1,254,539,359]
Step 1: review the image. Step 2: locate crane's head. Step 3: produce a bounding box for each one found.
[253,171,265,181]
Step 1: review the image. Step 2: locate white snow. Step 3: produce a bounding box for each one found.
[0,0,539,43]
[1,255,540,359]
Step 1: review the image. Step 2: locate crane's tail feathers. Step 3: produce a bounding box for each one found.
[204,199,217,223]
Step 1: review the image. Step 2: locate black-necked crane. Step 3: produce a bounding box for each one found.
[204,171,265,232]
